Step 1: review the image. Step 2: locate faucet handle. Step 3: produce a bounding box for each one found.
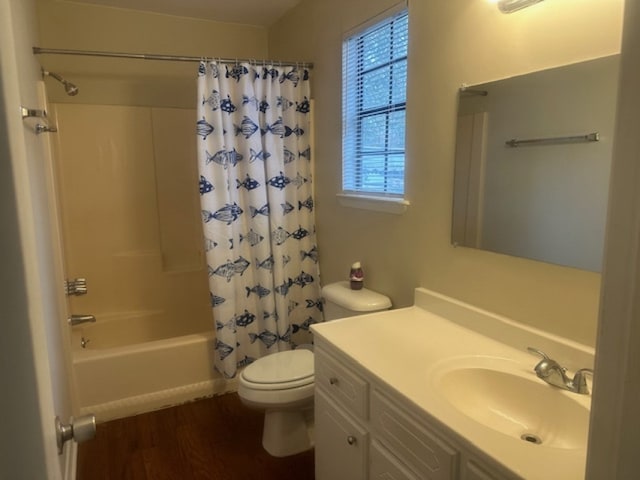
[526,347,566,378]
[571,368,594,395]
[527,347,550,360]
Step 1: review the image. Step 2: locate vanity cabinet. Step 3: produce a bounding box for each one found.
[315,342,515,480]
[369,440,420,480]
[315,344,370,480]
[460,458,512,480]
[371,390,458,479]
[315,389,369,480]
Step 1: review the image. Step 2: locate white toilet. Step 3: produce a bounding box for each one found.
[237,280,391,457]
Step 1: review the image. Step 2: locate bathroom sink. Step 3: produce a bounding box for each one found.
[431,358,590,449]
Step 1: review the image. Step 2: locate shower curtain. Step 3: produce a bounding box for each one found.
[197,61,323,378]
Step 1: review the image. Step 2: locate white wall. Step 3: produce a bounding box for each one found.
[269,0,623,346]
[36,0,270,108]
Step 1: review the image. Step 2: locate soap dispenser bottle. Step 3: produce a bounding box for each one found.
[349,262,364,290]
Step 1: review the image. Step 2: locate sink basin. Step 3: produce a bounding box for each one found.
[431,358,590,449]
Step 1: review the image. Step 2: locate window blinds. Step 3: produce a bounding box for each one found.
[342,7,408,196]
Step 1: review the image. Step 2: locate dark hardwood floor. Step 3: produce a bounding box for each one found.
[77,393,315,480]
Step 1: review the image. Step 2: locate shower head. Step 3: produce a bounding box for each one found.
[42,69,79,96]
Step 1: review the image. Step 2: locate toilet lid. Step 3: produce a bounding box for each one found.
[242,349,314,385]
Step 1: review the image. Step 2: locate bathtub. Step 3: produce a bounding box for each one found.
[72,312,234,422]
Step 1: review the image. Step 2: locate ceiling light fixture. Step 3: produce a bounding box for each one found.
[497,0,544,13]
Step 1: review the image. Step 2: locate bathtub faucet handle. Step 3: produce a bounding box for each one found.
[65,278,87,296]
[68,314,96,326]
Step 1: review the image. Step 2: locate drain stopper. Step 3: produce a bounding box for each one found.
[520,433,542,445]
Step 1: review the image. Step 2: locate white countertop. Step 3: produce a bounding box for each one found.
[312,288,593,480]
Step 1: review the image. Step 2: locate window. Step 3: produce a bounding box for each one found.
[342,5,408,200]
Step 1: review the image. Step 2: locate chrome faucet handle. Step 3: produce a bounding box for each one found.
[527,347,592,394]
[571,368,594,395]
[526,347,550,360]
[526,347,566,378]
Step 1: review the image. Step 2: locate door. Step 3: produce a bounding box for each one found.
[0,0,76,478]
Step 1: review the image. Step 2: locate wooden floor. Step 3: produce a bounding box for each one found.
[77,393,315,480]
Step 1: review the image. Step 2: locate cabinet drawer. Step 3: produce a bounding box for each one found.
[371,390,458,480]
[370,440,420,480]
[462,459,515,480]
[315,389,368,480]
[315,347,369,419]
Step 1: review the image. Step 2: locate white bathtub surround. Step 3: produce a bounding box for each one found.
[311,288,594,480]
[74,332,237,422]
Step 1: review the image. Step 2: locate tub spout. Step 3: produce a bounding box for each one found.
[68,314,96,326]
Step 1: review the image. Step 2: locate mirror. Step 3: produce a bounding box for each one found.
[452,55,620,272]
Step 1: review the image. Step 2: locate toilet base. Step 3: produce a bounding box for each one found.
[262,407,314,457]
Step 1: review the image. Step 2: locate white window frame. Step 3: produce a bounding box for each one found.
[340,3,410,214]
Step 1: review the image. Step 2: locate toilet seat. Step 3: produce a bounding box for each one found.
[240,349,314,391]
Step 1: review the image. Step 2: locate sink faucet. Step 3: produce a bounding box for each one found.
[527,347,593,395]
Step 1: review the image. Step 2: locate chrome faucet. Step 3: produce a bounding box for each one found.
[527,347,593,395]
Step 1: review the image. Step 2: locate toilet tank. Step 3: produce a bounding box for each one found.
[321,281,392,321]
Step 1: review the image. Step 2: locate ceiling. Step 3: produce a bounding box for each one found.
[58,0,303,26]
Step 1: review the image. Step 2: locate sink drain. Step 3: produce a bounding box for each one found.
[520,433,542,445]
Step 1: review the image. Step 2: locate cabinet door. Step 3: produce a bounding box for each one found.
[371,390,458,480]
[370,440,420,480]
[316,389,369,480]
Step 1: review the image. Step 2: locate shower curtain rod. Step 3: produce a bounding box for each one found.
[32,47,314,69]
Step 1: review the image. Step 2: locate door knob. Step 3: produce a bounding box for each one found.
[55,414,96,454]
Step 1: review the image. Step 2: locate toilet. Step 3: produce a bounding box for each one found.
[237,280,391,457]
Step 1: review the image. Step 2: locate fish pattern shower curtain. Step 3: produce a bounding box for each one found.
[196,61,323,378]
